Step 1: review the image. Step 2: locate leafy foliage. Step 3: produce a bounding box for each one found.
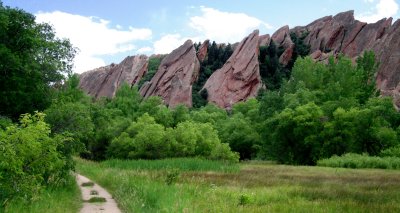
[0,112,82,205]
[0,4,75,120]
[106,113,239,162]
[260,52,400,165]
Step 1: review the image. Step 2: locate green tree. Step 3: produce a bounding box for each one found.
[190,104,228,125]
[107,84,142,119]
[173,121,239,161]
[217,113,261,160]
[44,102,94,144]
[263,102,324,165]
[107,113,170,159]
[172,104,190,127]
[0,4,75,120]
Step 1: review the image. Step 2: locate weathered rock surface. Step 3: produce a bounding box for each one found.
[197,40,209,62]
[78,10,400,108]
[310,50,330,62]
[202,30,261,109]
[259,34,270,47]
[271,26,295,66]
[79,55,148,98]
[139,40,200,108]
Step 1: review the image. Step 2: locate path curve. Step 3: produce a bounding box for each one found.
[76,174,122,213]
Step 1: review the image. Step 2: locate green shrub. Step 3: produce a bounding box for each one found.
[0,112,81,205]
[0,116,12,130]
[107,114,239,162]
[165,169,180,185]
[380,146,400,158]
[317,153,400,169]
[238,194,252,206]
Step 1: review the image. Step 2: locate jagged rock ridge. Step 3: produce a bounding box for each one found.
[79,55,148,98]
[79,10,400,108]
[202,30,261,109]
[139,40,200,107]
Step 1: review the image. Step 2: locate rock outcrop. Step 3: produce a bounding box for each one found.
[139,40,200,108]
[202,30,261,109]
[259,34,270,47]
[271,25,295,66]
[289,10,400,107]
[197,40,209,62]
[78,10,400,108]
[374,19,400,108]
[79,55,148,98]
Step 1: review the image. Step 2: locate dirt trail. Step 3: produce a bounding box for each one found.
[76,174,122,213]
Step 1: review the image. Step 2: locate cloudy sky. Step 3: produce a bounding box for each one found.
[3,0,399,73]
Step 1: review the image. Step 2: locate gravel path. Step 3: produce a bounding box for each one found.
[76,174,122,213]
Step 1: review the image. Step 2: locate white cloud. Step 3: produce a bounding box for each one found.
[189,7,272,43]
[357,0,399,23]
[153,34,188,54]
[137,46,153,53]
[35,11,152,73]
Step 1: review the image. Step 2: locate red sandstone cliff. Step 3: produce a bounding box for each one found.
[139,40,200,107]
[79,55,148,98]
[202,30,261,109]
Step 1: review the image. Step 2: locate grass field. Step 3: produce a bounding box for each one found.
[76,158,400,213]
[2,175,81,213]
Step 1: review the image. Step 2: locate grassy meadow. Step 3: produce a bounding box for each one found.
[76,158,400,213]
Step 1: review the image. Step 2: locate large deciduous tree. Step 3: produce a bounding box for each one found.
[0,3,76,120]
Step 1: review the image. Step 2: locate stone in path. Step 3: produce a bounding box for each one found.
[76,174,122,213]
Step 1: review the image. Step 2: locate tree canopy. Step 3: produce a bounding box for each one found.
[0,3,76,120]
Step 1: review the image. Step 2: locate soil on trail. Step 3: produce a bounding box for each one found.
[76,174,122,213]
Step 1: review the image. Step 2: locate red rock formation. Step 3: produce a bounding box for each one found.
[79,55,148,98]
[271,26,295,66]
[139,40,200,108]
[374,19,400,107]
[202,30,261,109]
[78,10,400,108]
[310,50,330,63]
[289,10,400,107]
[197,40,209,62]
[259,34,270,47]
[343,18,391,57]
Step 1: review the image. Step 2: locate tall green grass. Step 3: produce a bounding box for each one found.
[317,153,400,169]
[96,157,239,173]
[76,157,400,213]
[2,175,81,213]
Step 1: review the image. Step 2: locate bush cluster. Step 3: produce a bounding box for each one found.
[317,153,400,169]
[0,112,82,205]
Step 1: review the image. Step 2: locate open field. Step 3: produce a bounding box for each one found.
[76,158,400,213]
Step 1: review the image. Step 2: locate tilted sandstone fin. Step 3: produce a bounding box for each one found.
[202,30,261,109]
[139,40,200,108]
[79,55,148,98]
[197,40,209,63]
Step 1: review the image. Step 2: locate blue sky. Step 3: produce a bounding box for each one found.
[3,0,399,73]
